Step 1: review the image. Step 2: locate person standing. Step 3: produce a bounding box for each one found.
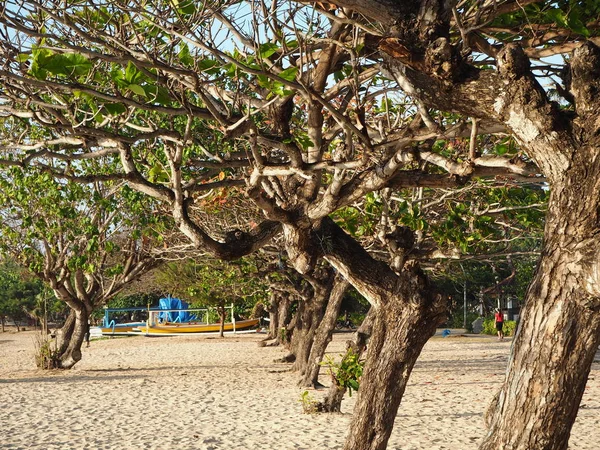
[495,308,504,340]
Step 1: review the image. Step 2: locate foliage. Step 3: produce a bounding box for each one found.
[447,310,480,332]
[322,349,364,396]
[34,334,60,369]
[154,258,269,317]
[0,259,44,324]
[482,317,518,337]
[299,390,319,414]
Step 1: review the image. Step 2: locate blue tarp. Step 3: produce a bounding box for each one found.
[158,297,190,323]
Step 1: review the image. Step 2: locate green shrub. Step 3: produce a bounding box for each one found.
[448,310,480,332]
[34,334,60,369]
[482,316,518,336]
[321,348,364,396]
[299,390,319,414]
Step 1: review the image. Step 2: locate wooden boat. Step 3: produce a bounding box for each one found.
[99,322,147,335]
[135,318,260,335]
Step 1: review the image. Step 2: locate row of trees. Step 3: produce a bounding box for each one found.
[1,1,598,449]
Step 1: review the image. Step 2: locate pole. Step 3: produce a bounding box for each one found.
[463,280,467,329]
[231,303,236,332]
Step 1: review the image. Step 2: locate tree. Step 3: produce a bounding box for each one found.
[155,257,269,337]
[0,258,44,331]
[0,167,167,368]
[1,1,593,448]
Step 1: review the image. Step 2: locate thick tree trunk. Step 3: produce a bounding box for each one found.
[284,217,445,447]
[266,292,281,340]
[277,295,292,344]
[219,306,225,338]
[481,172,600,450]
[56,307,90,369]
[300,276,349,387]
[56,309,76,357]
[343,290,443,450]
[290,291,328,373]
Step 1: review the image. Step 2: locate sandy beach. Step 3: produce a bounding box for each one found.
[0,329,598,450]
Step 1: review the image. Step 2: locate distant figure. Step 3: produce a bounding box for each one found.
[495,308,504,341]
[84,319,91,348]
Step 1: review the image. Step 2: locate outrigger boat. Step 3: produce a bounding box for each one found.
[134,318,260,335]
[99,322,146,335]
[99,298,260,336]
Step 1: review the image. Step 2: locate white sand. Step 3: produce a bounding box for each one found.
[0,329,598,449]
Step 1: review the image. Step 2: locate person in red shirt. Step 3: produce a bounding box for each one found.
[495,309,504,340]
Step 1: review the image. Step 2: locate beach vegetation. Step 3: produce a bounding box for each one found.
[322,349,364,397]
[299,390,319,414]
[0,168,170,368]
[482,317,518,337]
[0,259,45,331]
[34,333,61,369]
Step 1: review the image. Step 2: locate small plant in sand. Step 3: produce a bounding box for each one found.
[322,348,364,396]
[299,390,319,414]
[34,333,60,369]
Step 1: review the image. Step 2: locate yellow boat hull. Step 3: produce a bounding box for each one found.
[138,318,260,334]
[100,323,145,335]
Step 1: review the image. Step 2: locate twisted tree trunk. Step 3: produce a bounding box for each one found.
[284,218,445,448]
[55,306,90,369]
[290,284,330,373]
[266,291,281,340]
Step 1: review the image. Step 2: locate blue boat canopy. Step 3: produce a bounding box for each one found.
[158,297,190,323]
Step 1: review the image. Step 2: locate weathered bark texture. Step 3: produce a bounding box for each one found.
[348,3,600,446]
[283,218,446,449]
[480,140,600,447]
[300,275,349,387]
[276,295,293,344]
[266,291,281,340]
[54,306,90,369]
[289,270,334,374]
[477,42,600,450]
[342,270,443,450]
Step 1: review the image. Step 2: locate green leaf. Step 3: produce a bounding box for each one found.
[278,67,298,82]
[258,43,280,59]
[567,11,590,37]
[16,53,30,63]
[125,61,143,84]
[178,44,194,67]
[172,0,196,15]
[545,9,568,28]
[62,53,92,77]
[144,85,172,105]
[103,102,126,115]
[128,84,147,97]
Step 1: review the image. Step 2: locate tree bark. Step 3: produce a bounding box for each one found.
[290,286,330,373]
[480,156,600,449]
[300,275,349,387]
[277,295,292,344]
[343,285,442,450]
[219,305,225,338]
[266,291,281,340]
[56,307,90,369]
[284,218,445,448]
